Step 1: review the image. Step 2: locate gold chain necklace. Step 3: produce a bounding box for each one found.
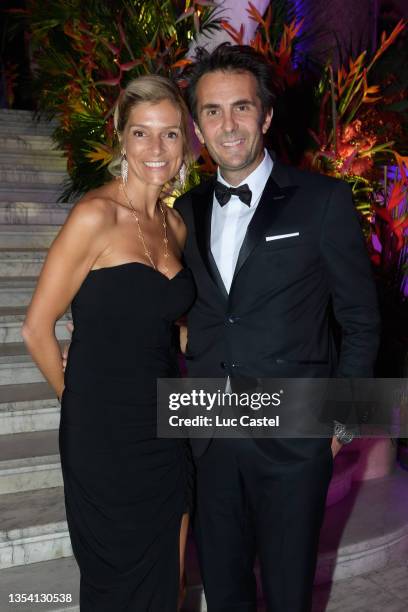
[120,182,169,276]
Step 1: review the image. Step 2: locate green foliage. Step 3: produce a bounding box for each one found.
[14,0,221,200]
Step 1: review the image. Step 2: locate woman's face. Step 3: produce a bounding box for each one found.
[122,99,184,188]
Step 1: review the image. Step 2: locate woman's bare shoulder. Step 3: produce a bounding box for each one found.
[68,183,118,229]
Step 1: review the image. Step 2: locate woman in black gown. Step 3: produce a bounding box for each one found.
[22,75,196,611]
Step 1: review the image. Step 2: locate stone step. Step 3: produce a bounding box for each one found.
[0,430,61,495]
[0,124,56,137]
[0,109,37,121]
[0,486,71,570]
[0,383,60,435]
[0,539,204,611]
[316,466,408,584]
[0,225,59,248]
[0,557,79,612]
[0,151,66,171]
[0,552,204,612]
[1,557,408,612]
[3,469,402,605]
[0,202,71,225]
[0,114,56,137]
[0,341,67,386]
[0,343,46,385]
[0,128,57,140]
[0,249,47,277]
[0,277,37,308]
[1,473,405,605]
[0,185,66,204]
[0,168,67,186]
[0,109,57,125]
[0,307,71,343]
[184,469,408,606]
[0,551,207,612]
[0,135,55,152]
[344,438,398,482]
[326,451,360,507]
[185,469,408,598]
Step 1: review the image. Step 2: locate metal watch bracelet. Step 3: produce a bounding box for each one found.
[333,420,355,445]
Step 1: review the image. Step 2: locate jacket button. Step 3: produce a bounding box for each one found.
[220,362,227,369]
[231,362,240,368]
[226,314,239,324]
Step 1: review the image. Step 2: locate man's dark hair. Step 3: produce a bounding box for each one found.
[185,43,276,121]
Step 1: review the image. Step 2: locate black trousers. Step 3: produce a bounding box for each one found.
[193,438,333,612]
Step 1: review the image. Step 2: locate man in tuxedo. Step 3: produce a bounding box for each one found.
[174,44,380,612]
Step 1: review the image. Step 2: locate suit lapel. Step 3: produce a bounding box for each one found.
[192,177,229,301]
[191,158,298,300]
[231,161,298,288]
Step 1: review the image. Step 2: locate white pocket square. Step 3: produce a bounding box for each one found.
[265,232,300,242]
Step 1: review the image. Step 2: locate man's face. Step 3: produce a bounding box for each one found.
[194,70,272,184]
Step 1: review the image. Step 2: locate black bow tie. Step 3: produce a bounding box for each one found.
[214,181,252,207]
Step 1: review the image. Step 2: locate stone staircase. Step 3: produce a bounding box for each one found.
[0,109,407,612]
[0,109,78,611]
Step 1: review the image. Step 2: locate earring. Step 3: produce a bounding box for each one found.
[121,151,128,183]
[179,163,187,188]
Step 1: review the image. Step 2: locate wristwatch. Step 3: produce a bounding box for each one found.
[333,420,355,445]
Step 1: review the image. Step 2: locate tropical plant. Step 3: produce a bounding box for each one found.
[221,4,407,390]
[224,7,407,301]
[300,21,408,306]
[10,0,408,305]
[9,0,222,200]
[222,7,299,99]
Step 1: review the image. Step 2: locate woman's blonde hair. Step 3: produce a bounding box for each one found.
[109,75,193,176]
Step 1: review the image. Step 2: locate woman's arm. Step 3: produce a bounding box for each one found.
[22,199,109,398]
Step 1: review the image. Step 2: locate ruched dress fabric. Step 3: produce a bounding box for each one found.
[59,262,196,611]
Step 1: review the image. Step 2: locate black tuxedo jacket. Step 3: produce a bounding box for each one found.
[174,158,381,455]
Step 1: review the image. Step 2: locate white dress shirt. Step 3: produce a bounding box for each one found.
[210,149,273,293]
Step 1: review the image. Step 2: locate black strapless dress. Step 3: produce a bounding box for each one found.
[59,263,195,611]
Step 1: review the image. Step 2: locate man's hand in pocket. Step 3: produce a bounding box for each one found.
[62,322,74,372]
